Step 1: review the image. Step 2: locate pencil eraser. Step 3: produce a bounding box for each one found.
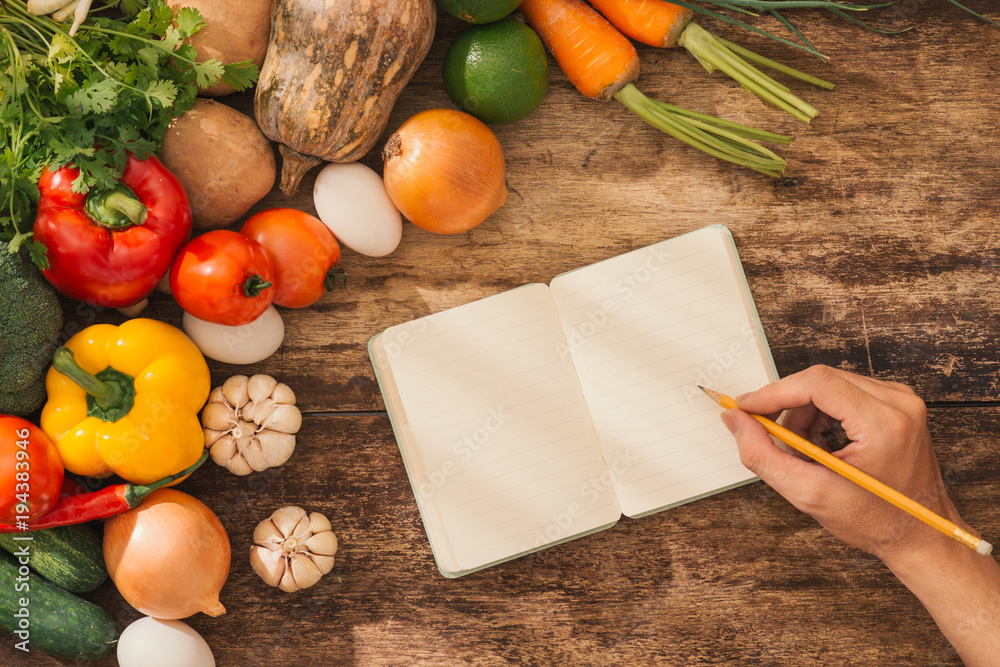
[977,540,993,557]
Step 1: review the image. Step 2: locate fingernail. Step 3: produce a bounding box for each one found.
[720,410,740,435]
[734,392,753,404]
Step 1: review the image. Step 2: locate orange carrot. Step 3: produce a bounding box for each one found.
[519,0,638,101]
[585,0,834,122]
[519,0,792,176]
[587,0,693,48]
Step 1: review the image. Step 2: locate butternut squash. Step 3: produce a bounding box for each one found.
[254,0,436,195]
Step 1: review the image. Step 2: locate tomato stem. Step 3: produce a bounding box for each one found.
[239,271,273,298]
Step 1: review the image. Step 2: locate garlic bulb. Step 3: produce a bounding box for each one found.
[250,506,338,592]
[201,375,302,475]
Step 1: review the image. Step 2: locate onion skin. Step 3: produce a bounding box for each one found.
[382,109,508,234]
[104,488,230,620]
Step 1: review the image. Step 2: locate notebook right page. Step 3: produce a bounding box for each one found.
[549,226,778,518]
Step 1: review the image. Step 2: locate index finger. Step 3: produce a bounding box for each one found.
[736,365,885,426]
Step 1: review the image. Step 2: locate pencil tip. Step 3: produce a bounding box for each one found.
[697,385,705,391]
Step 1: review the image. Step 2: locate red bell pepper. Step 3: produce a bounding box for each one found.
[33,151,192,308]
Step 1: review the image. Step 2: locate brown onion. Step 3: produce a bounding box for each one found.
[104,488,230,619]
[382,108,508,235]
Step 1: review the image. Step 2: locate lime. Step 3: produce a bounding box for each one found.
[437,0,523,24]
[442,19,549,125]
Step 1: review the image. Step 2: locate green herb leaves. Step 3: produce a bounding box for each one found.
[0,0,259,263]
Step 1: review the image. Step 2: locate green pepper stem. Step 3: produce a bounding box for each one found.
[123,450,210,508]
[52,347,124,409]
[85,184,148,229]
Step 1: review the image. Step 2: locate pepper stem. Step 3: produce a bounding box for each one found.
[85,184,148,229]
[239,271,273,298]
[123,450,210,508]
[52,347,136,423]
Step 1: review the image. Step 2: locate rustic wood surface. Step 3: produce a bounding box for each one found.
[4,2,1000,665]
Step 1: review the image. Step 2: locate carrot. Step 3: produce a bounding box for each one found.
[588,0,834,122]
[587,0,693,48]
[520,0,792,177]
[519,0,639,101]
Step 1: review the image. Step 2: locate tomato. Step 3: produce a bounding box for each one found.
[170,230,276,326]
[0,416,64,524]
[240,208,342,309]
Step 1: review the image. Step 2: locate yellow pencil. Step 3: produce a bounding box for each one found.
[701,386,993,557]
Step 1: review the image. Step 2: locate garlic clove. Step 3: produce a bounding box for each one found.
[224,453,254,476]
[271,506,307,536]
[278,566,300,593]
[201,402,238,431]
[288,515,312,543]
[290,555,323,590]
[305,531,338,556]
[246,398,276,425]
[310,554,336,575]
[272,383,296,405]
[308,512,332,534]
[208,434,239,466]
[208,386,225,405]
[222,375,251,409]
[202,427,228,447]
[253,519,285,546]
[239,437,270,472]
[249,545,285,587]
[262,403,302,434]
[248,374,278,404]
[257,431,296,468]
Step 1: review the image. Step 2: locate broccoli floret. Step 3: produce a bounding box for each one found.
[0,247,63,416]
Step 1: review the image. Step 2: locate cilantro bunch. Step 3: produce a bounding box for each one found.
[0,0,258,264]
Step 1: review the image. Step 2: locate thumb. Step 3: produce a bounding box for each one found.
[721,409,830,505]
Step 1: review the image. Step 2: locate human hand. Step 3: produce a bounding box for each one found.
[721,365,966,563]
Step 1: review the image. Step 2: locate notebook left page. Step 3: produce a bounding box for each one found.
[371,283,621,577]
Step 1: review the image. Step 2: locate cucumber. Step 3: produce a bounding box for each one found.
[0,523,107,593]
[0,551,118,660]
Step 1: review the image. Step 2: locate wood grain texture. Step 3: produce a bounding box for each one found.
[3,3,1000,665]
[2,407,996,666]
[167,4,1000,413]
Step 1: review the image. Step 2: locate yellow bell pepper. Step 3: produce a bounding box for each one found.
[40,318,211,485]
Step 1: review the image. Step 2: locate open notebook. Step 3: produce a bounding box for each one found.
[369,225,778,577]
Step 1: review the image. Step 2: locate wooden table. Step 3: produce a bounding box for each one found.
[5,4,1000,665]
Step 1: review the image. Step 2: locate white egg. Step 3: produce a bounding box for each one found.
[183,306,284,365]
[313,161,402,257]
[117,617,215,667]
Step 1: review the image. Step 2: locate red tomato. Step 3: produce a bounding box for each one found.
[240,208,342,309]
[170,230,276,326]
[0,416,64,524]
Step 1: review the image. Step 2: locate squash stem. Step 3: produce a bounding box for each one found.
[613,83,787,177]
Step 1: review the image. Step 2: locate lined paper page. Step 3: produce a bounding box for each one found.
[549,226,777,518]
[380,284,621,574]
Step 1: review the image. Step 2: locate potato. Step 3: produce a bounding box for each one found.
[160,99,276,231]
[167,0,273,97]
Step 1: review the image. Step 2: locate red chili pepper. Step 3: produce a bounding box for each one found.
[33,151,192,308]
[0,451,208,533]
